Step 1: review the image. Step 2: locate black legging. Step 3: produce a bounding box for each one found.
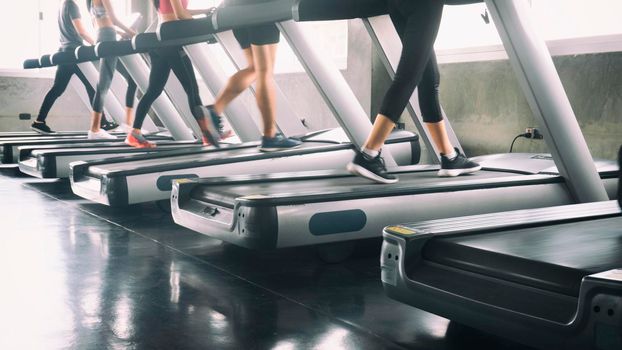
[133,46,203,129]
[379,0,444,124]
[37,63,95,122]
[117,64,137,108]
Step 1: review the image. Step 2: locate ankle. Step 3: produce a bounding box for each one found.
[361,147,380,158]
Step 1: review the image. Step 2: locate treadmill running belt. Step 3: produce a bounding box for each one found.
[422,216,622,297]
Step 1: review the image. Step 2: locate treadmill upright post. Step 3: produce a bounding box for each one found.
[364,16,463,163]
[485,0,608,203]
[278,20,397,165]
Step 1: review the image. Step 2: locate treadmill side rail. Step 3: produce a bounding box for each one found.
[382,217,622,350]
[171,180,279,249]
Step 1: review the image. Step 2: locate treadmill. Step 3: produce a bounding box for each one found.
[68,2,421,206]
[4,49,177,166]
[14,32,219,175]
[19,14,316,180]
[170,0,618,249]
[381,165,622,349]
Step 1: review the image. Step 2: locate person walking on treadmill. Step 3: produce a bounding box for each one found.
[85,0,138,139]
[204,0,302,152]
[124,0,223,149]
[347,0,481,184]
[31,0,117,134]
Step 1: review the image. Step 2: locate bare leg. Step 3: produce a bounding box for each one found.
[362,114,397,151]
[90,111,103,132]
[251,44,278,138]
[425,121,454,155]
[125,107,133,127]
[212,49,256,115]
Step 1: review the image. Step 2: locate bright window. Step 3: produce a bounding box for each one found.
[435,0,622,62]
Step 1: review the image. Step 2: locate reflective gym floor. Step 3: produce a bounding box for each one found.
[0,169,534,349]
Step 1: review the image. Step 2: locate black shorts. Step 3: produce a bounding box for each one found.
[232,24,280,49]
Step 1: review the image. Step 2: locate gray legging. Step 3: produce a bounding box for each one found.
[91,27,137,113]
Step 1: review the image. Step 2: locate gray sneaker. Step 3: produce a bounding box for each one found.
[438,148,481,177]
[259,134,302,152]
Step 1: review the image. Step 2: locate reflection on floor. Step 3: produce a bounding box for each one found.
[0,170,535,350]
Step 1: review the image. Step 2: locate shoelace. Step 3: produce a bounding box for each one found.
[132,131,149,143]
[373,153,388,171]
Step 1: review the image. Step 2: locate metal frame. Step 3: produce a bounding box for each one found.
[485,0,608,203]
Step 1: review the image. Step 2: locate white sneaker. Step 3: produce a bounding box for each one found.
[115,123,133,133]
[88,129,117,140]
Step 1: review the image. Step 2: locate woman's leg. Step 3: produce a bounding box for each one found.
[365,0,444,152]
[167,48,219,146]
[211,48,256,115]
[36,64,74,123]
[90,56,118,132]
[132,52,169,130]
[251,43,279,138]
[116,63,137,126]
[418,53,454,155]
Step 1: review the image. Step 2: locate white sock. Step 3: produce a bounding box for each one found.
[444,149,458,161]
[361,147,379,158]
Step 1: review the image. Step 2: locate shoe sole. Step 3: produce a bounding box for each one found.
[438,165,482,177]
[124,139,156,149]
[259,144,302,152]
[30,126,53,135]
[346,163,399,184]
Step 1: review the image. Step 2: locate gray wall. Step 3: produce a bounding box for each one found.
[0,74,91,131]
[373,51,622,161]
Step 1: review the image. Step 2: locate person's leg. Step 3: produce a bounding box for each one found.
[418,52,454,155]
[349,0,443,183]
[251,43,278,138]
[34,64,74,132]
[74,65,113,130]
[166,48,219,146]
[90,55,118,138]
[211,48,256,115]
[126,51,169,148]
[116,63,137,127]
[419,52,481,176]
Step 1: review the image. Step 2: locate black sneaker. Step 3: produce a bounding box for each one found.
[194,106,220,148]
[259,134,302,152]
[438,148,482,177]
[206,105,233,140]
[31,121,54,134]
[347,151,398,184]
[100,119,119,131]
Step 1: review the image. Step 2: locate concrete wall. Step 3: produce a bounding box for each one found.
[0,73,92,131]
[373,51,622,161]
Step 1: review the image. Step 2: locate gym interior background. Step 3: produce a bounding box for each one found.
[1,0,621,160]
[0,1,620,349]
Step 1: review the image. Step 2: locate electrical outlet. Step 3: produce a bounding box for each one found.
[525,127,543,140]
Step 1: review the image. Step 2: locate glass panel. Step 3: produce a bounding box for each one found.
[0,2,40,69]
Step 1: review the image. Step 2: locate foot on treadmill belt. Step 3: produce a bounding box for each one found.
[206,105,234,140]
[438,148,481,177]
[125,130,156,148]
[259,134,302,152]
[195,106,220,148]
[100,119,119,131]
[31,121,54,134]
[347,151,398,184]
[88,129,117,140]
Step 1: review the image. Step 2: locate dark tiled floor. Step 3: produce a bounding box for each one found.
[0,169,534,350]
